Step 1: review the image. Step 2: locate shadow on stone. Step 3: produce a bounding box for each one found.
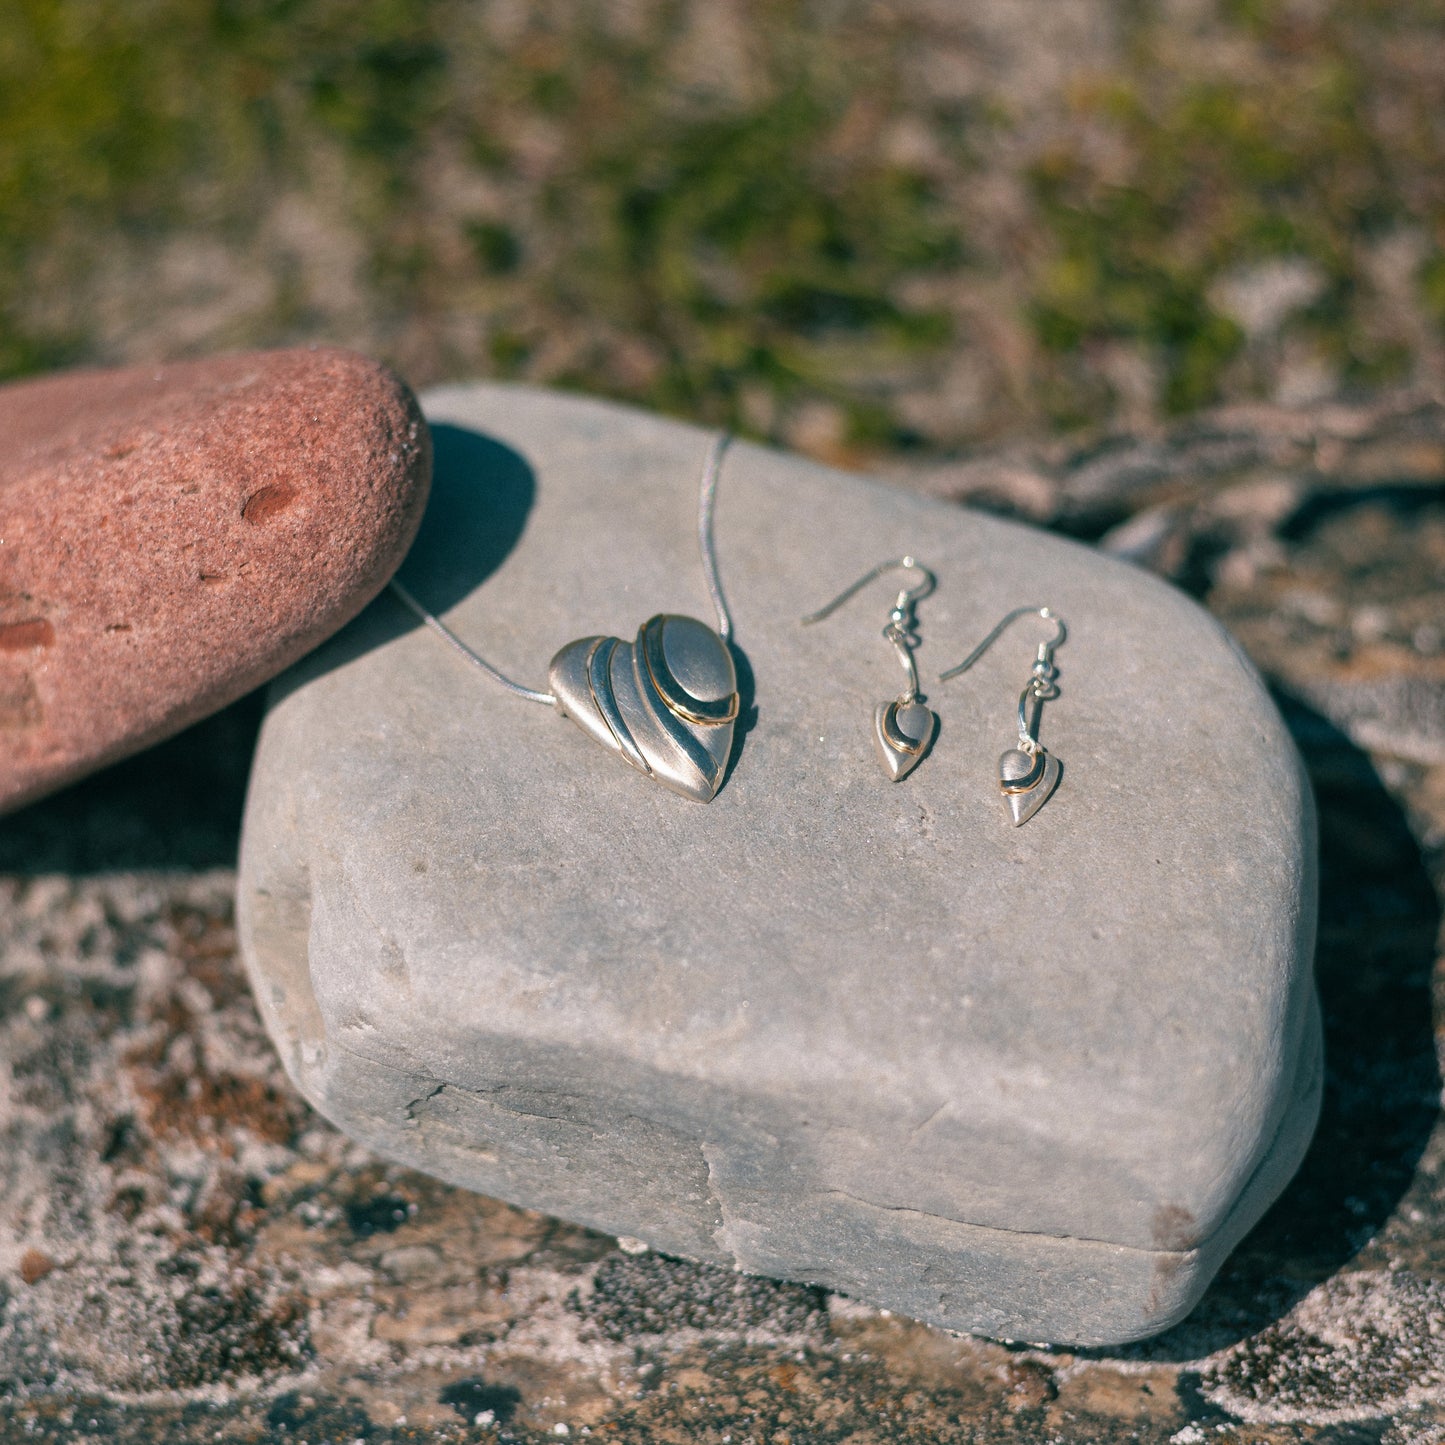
[1278,481,1445,545]
[345,1190,413,1238]
[721,638,759,790]
[265,1391,372,1437]
[0,426,536,875]
[271,421,538,695]
[0,691,267,874]
[1116,690,1441,1360]
[396,423,538,614]
[438,1377,522,1425]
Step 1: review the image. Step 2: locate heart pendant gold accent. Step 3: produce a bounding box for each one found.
[549,614,739,803]
[999,746,1061,827]
[873,698,938,781]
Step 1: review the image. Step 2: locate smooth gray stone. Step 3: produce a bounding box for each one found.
[237,385,1321,1347]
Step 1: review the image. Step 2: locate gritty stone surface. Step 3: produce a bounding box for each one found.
[0,347,431,813]
[237,385,1320,1347]
[0,386,1441,1441]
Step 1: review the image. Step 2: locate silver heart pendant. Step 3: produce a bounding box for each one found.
[549,614,739,803]
[999,746,1061,827]
[873,698,938,781]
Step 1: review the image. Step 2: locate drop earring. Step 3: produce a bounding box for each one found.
[801,557,939,781]
[390,435,741,803]
[938,606,1067,825]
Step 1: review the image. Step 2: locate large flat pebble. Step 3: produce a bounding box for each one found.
[238,385,1320,1346]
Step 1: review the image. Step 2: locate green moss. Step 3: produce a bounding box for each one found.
[0,0,963,433]
[0,3,184,245]
[1025,3,1443,417]
[0,0,1439,437]
[500,22,960,432]
[0,315,83,381]
[1422,252,1445,329]
[467,222,521,276]
[488,329,531,375]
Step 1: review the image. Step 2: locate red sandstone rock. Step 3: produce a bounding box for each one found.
[0,347,431,813]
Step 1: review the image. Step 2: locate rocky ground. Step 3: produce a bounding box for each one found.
[1,389,1443,1443]
[3,2,1445,1435]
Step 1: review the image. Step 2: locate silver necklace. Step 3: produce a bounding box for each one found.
[389,435,740,803]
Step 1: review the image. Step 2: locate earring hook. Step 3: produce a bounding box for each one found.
[939,605,1067,765]
[799,557,936,626]
[937,605,1066,682]
[801,557,937,702]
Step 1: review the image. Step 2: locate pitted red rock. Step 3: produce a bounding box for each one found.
[0,347,431,812]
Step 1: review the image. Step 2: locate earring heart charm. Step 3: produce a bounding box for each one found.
[801,557,939,783]
[874,697,938,781]
[938,606,1068,827]
[999,745,1061,827]
[549,614,738,803]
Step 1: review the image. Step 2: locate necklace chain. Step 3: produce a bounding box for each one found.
[387,432,734,709]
